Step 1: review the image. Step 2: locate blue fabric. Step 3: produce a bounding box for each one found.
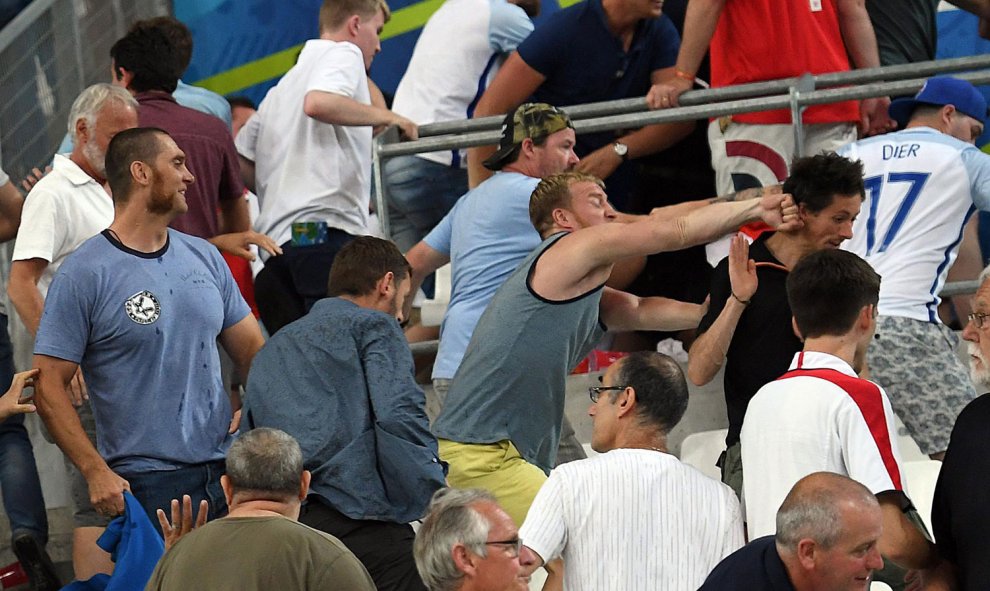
[423,172,541,380]
[488,0,534,52]
[515,0,679,204]
[174,80,232,129]
[699,536,794,590]
[383,155,468,252]
[63,492,164,591]
[0,314,48,545]
[244,298,445,523]
[35,230,250,473]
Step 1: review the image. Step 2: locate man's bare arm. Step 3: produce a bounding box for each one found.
[876,493,940,570]
[237,155,256,193]
[403,241,450,320]
[34,354,129,515]
[8,258,49,335]
[532,193,798,300]
[835,0,893,135]
[687,235,757,385]
[303,91,417,140]
[218,315,264,433]
[467,53,546,187]
[646,0,725,108]
[0,180,23,242]
[599,288,705,332]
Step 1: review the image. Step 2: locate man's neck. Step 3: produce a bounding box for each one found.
[337,293,380,312]
[801,336,860,371]
[764,232,816,269]
[600,0,641,41]
[68,150,106,186]
[611,430,668,454]
[108,206,172,253]
[227,499,298,520]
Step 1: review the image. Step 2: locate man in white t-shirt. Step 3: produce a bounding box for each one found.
[839,75,990,459]
[384,0,536,252]
[7,83,137,581]
[741,249,939,579]
[519,351,743,590]
[236,0,416,334]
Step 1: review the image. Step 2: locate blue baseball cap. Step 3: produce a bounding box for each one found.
[888,76,988,127]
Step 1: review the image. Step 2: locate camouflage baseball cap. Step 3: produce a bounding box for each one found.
[483,103,574,171]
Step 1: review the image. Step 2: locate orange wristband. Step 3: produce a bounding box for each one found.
[674,69,695,82]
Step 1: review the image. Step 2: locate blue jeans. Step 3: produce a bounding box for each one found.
[122,459,227,535]
[383,156,467,252]
[0,314,48,544]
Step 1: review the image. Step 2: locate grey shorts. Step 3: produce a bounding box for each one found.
[868,316,977,455]
[68,401,111,528]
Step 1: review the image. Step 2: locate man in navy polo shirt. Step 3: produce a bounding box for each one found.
[700,472,885,590]
[467,0,692,209]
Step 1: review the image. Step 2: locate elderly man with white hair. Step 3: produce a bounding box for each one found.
[932,264,990,589]
[414,489,538,591]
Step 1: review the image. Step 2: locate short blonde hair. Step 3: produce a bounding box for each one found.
[529,172,604,237]
[319,0,390,33]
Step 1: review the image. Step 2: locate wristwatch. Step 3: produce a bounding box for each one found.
[612,142,629,161]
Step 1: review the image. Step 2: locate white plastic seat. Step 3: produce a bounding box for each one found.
[901,459,942,538]
[679,429,728,481]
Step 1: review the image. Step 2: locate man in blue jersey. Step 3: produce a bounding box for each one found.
[33,127,264,529]
[840,75,990,459]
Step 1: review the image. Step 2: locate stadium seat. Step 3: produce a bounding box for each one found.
[420,263,452,326]
[901,459,942,537]
[679,429,728,481]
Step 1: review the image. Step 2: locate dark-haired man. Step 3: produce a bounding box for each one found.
[146,428,376,591]
[688,152,865,496]
[519,351,743,590]
[110,20,246,242]
[741,249,939,575]
[33,127,264,529]
[244,236,445,591]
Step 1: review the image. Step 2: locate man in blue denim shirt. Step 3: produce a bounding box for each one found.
[244,236,445,591]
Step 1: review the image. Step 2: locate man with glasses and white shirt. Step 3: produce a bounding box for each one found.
[518,351,743,590]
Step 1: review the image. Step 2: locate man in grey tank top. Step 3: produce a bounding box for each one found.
[432,170,800,535]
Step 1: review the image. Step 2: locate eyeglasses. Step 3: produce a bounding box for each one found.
[588,385,627,403]
[969,312,990,329]
[485,538,523,557]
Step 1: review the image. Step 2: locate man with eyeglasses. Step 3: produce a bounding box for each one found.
[740,249,941,584]
[840,75,990,461]
[518,351,743,590]
[414,488,537,591]
[931,264,990,589]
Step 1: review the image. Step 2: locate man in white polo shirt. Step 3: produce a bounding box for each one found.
[236,0,416,333]
[741,249,939,579]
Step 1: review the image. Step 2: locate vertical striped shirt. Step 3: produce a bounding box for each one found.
[519,449,744,590]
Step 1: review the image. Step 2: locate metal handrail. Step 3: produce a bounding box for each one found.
[372,56,990,304]
[416,54,990,138]
[380,70,990,159]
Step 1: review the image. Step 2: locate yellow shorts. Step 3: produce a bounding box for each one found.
[438,439,547,526]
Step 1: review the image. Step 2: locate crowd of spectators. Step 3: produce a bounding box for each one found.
[2,0,990,590]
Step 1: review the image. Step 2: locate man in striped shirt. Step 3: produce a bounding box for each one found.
[519,351,744,590]
[741,249,939,579]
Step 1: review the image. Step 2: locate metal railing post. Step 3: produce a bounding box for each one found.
[791,74,815,158]
[374,126,400,239]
